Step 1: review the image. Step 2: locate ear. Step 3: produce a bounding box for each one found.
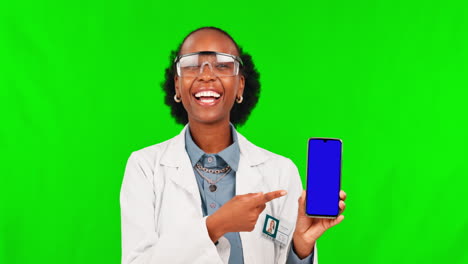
[174,75,180,96]
[237,75,245,98]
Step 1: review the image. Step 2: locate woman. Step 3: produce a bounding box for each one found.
[267,219,276,235]
[120,26,347,264]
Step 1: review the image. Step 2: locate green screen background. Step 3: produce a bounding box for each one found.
[1,0,467,263]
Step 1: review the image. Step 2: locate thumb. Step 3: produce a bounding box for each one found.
[242,192,263,197]
[246,192,263,200]
[252,191,264,201]
[249,192,267,207]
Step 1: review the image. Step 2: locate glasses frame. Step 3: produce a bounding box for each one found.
[174,51,244,77]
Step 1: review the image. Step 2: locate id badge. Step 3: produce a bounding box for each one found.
[261,214,293,246]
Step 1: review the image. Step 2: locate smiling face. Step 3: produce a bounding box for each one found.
[174,29,245,126]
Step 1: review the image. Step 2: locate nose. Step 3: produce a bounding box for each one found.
[198,62,216,81]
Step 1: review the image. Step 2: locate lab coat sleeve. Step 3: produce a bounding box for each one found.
[275,158,318,264]
[213,232,231,263]
[286,243,314,263]
[120,152,226,264]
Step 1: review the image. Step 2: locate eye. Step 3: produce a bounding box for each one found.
[183,65,200,71]
[215,63,233,70]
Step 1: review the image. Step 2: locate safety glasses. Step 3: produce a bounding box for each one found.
[174,51,243,77]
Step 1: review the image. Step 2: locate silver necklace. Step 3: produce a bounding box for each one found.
[195,163,231,174]
[194,163,231,192]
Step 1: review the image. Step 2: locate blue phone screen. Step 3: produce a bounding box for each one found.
[306,138,342,217]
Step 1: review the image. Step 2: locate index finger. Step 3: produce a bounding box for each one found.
[262,190,287,203]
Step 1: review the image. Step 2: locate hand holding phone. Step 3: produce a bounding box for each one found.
[293,140,345,258]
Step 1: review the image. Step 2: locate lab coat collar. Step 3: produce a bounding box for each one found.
[160,124,270,198]
[160,124,270,168]
[184,123,240,172]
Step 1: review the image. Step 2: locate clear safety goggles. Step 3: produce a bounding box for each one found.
[175,51,243,77]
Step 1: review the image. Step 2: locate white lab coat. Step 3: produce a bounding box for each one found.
[120,125,318,264]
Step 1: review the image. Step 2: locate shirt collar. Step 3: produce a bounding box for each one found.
[184,123,240,172]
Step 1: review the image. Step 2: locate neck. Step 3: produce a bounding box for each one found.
[188,120,232,154]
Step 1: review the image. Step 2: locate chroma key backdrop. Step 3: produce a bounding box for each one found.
[1,0,467,263]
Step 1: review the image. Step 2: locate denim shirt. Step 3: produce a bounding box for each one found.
[184,124,313,264]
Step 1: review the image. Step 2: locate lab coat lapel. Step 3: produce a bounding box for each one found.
[160,125,202,212]
[235,130,270,196]
[159,126,272,216]
[236,153,263,195]
[236,131,271,264]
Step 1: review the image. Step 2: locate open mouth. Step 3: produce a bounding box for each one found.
[193,90,222,105]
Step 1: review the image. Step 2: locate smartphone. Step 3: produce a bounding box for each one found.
[306,138,342,219]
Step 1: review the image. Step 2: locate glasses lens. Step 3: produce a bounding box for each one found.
[178,53,239,77]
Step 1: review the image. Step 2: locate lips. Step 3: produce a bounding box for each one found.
[193,89,222,106]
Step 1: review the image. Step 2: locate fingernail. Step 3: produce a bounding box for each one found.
[280,191,287,196]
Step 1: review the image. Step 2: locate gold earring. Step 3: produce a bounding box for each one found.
[236,95,243,104]
[174,94,181,103]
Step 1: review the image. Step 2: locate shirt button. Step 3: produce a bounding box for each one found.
[210,203,216,208]
[207,157,213,163]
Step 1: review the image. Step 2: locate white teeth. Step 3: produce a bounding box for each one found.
[194,91,221,98]
[200,98,215,103]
